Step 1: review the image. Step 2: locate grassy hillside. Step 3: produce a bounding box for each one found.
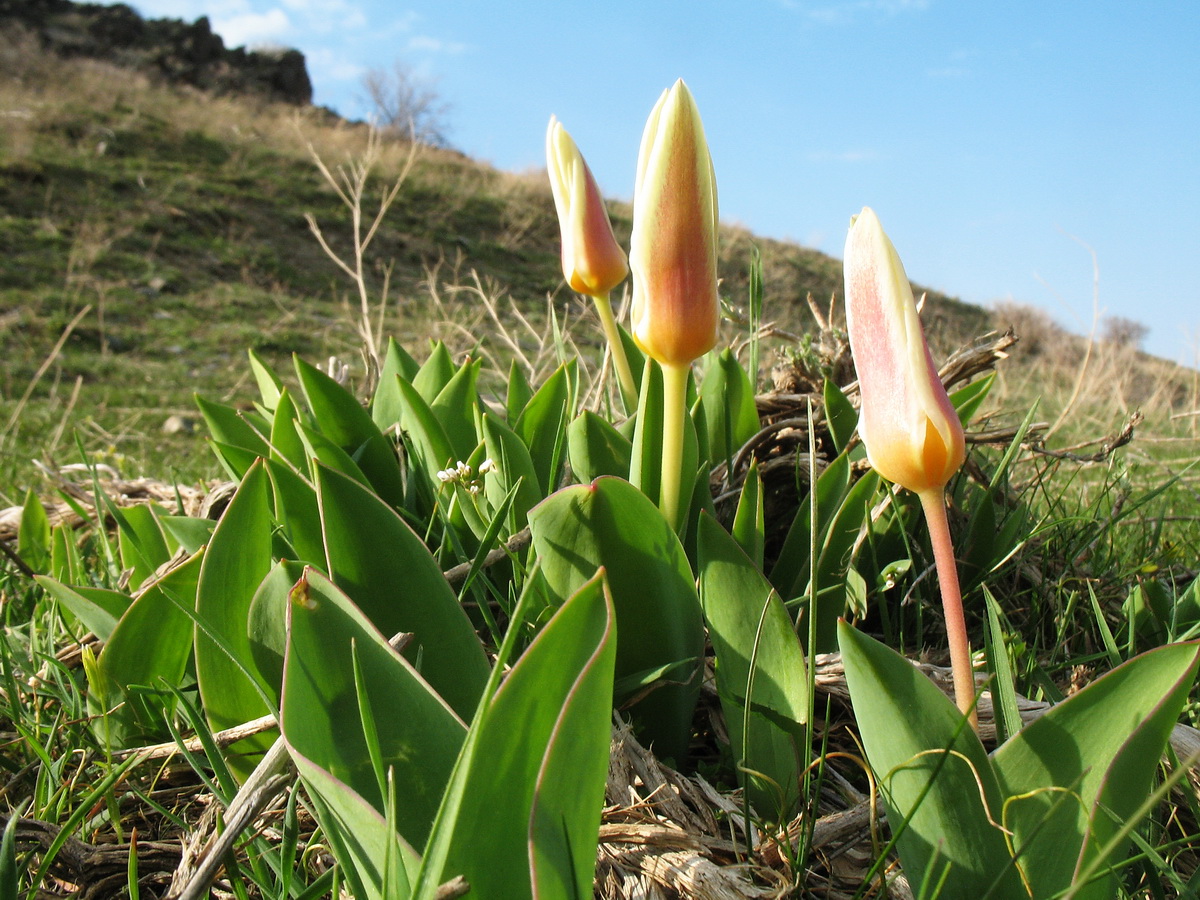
[1,29,1195,512]
[0,33,1002,494]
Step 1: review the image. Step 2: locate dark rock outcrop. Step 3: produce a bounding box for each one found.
[0,0,313,105]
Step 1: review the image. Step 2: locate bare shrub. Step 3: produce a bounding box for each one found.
[360,60,450,147]
[992,300,1063,358]
[1101,315,1149,350]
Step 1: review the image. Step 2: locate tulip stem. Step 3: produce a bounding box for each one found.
[660,362,690,531]
[918,488,978,732]
[592,291,638,410]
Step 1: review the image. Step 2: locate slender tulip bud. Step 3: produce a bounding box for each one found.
[546,116,628,297]
[844,207,965,495]
[629,79,719,368]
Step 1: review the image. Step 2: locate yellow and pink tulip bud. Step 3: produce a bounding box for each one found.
[844,207,965,496]
[545,116,629,298]
[629,79,719,368]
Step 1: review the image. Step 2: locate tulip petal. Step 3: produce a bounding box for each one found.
[628,80,719,368]
[844,208,965,494]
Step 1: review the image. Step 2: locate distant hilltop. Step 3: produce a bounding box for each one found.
[0,0,313,106]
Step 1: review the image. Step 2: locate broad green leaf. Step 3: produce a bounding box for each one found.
[394,376,456,511]
[630,360,700,530]
[949,372,995,425]
[481,412,542,535]
[157,515,215,556]
[697,514,807,821]
[567,410,632,483]
[248,348,284,411]
[629,358,664,504]
[206,440,263,483]
[731,459,765,570]
[615,321,646,402]
[429,358,481,463]
[195,395,271,476]
[317,465,489,720]
[838,622,1025,899]
[49,524,84,584]
[294,355,405,508]
[264,459,324,566]
[194,461,277,775]
[115,504,172,591]
[992,641,1200,900]
[513,362,570,494]
[289,748,417,900]
[412,340,455,403]
[822,379,859,455]
[246,559,306,705]
[268,388,308,471]
[371,337,421,430]
[91,550,205,746]
[417,572,616,900]
[505,357,533,425]
[773,454,880,651]
[698,347,759,467]
[36,577,131,643]
[529,476,703,762]
[280,567,467,855]
[17,488,50,573]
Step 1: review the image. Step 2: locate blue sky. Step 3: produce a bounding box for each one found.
[119,1,1199,364]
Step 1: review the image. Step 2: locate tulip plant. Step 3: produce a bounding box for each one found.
[20,78,1200,900]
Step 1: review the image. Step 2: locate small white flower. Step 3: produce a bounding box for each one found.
[478,458,497,474]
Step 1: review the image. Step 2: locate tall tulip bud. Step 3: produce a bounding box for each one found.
[546,116,628,297]
[629,79,719,368]
[844,207,965,495]
[844,206,976,726]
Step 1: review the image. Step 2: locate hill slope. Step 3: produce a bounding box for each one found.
[0,12,1183,497]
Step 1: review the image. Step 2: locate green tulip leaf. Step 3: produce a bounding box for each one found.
[280,567,467,855]
[195,394,270,478]
[316,464,489,720]
[529,476,703,762]
[567,410,633,484]
[264,458,325,567]
[394,375,456,512]
[157,515,216,556]
[429,357,482,463]
[822,379,859,455]
[949,372,995,425]
[731,458,765,570]
[991,641,1200,900]
[247,348,284,411]
[838,622,1025,899]
[194,461,277,775]
[114,504,172,592]
[698,514,807,820]
[416,571,616,900]
[411,340,455,403]
[36,577,132,643]
[268,388,308,471]
[17,488,50,574]
[480,412,541,535]
[505,357,533,425]
[699,347,759,467]
[370,337,421,431]
[513,362,570,494]
[294,355,405,508]
[90,550,205,746]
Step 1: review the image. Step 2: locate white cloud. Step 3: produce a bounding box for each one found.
[212,8,291,47]
[406,34,468,54]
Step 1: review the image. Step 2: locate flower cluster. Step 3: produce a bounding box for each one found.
[435,458,497,495]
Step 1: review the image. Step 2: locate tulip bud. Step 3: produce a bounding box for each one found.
[546,116,628,297]
[629,79,719,368]
[844,207,965,495]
